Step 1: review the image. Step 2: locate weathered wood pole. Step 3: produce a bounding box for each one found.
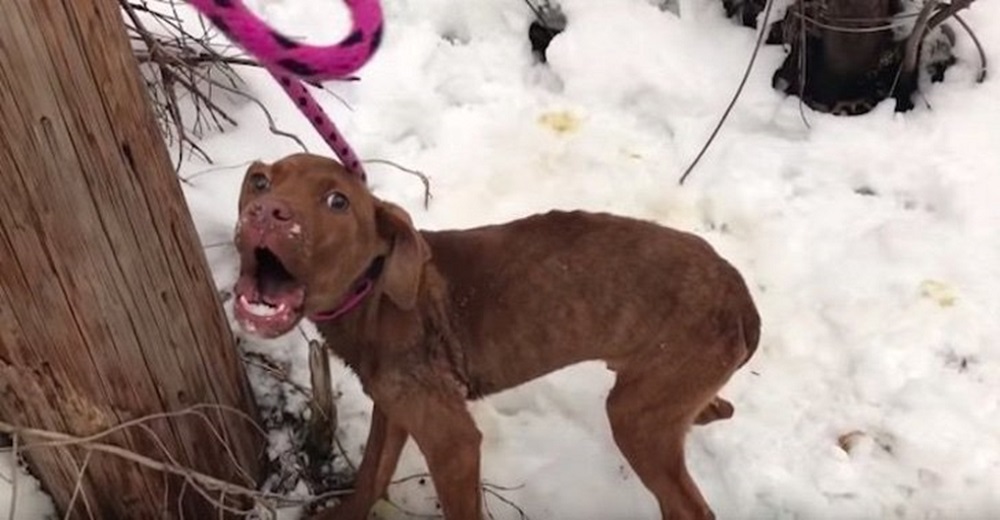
[0,0,264,517]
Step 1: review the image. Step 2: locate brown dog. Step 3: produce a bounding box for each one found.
[233,153,760,520]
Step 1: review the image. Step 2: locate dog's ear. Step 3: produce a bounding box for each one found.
[375,201,430,310]
[238,160,270,208]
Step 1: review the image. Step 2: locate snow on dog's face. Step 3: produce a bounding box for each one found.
[232,154,381,338]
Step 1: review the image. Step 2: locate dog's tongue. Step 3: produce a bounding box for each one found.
[234,275,261,303]
[258,274,304,307]
[233,274,304,309]
[260,284,306,309]
[233,273,306,339]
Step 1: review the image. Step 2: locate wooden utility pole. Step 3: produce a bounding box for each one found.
[0,0,264,517]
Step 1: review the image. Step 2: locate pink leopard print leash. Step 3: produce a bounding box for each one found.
[186,0,384,181]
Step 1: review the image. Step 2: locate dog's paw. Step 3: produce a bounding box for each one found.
[693,397,734,425]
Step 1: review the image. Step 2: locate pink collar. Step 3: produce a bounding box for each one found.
[309,257,384,322]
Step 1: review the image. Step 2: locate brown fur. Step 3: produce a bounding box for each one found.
[235,154,761,520]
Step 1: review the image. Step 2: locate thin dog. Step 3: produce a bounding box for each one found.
[233,153,760,520]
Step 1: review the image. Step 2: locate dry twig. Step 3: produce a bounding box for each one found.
[679,0,776,185]
[899,0,942,89]
[953,13,988,82]
[363,159,434,209]
[62,450,94,520]
[0,416,349,510]
[484,485,529,520]
[796,0,811,129]
[927,0,977,31]
[120,0,308,164]
[386,472,529,520]
[306,340,338,466]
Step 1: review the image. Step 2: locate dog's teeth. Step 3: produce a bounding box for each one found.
[248,303,277,316]
[240,296,284,317]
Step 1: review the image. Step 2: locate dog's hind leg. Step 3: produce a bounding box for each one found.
[605,364,723,520]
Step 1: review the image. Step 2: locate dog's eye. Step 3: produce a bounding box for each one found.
[249,173,270,192]
[325,191,350,212]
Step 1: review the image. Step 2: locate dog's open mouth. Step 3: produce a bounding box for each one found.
[233,247,306,338]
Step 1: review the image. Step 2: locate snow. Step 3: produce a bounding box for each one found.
[0,454,55,519]
[5,0,1000,518]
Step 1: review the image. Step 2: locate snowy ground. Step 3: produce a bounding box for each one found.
[4,0,999,518]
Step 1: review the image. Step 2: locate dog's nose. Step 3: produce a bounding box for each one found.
[249,199,293,225]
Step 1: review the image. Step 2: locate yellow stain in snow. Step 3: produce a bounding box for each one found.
[371,499,396,518]
[538,110,581,134]
[919,279,957,307]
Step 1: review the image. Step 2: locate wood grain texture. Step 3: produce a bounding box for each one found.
[0,0,264,517]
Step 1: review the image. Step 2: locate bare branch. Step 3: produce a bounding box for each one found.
[363,159,434,208]
[928,0,976,31]
[62,449,94,520]
[679,0,776,184]
[0,416,349,509]
[120,0,308,163]
[900,0,942,85]
[954,13,987,82]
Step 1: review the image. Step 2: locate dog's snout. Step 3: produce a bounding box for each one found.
[270,203,292,222]
[249,199,293,225]
[238,196,302,249]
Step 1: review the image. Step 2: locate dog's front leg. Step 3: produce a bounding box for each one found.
[375,386,483,520]
[313,406,408,520]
